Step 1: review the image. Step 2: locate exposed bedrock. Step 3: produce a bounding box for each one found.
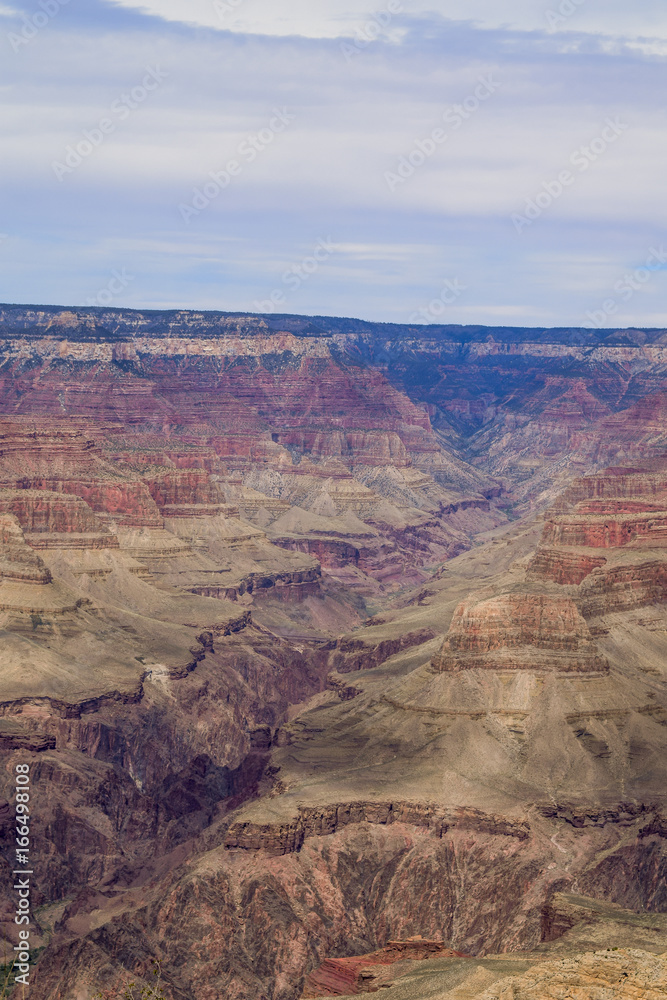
[7,479,163,527]
[432,592,608,673]
[330,628,437,673]
[527,546,607,585]
[224,801,531,854]
[0,625,333,920]
[27,820,667,1000]
[0,512,52,582]
[272,536,361,569]
[579,559,667,618]
[301,940,466,997]
[543,510,667,549]
[0,489,116,538]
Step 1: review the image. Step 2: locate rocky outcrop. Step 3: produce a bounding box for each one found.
[527,547,607,584]
[0,512,52,582]
[224,802,531,854]
[558,468,667,507]
[0,489,116,539]
[302,940,466,997]
[542,508,667,549]
[580,559,667,618]
[142,469,232,518]
[537,802,659,830]
[0,717,56,751]
[432,592,608,673]
[196,566,323,602]
[272,535,361,569]
[330,628,437,673]
[9,479,163,527]
[480,949,667,1000]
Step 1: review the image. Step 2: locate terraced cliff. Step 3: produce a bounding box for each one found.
[0,308,666,999]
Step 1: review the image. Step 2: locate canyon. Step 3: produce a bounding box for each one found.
[0,306,665,998]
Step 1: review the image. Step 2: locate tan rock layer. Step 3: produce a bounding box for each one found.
[0,512,52,582]
[479,949,667,1000]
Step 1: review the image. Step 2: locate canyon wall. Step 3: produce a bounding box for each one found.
[0,308,665,999]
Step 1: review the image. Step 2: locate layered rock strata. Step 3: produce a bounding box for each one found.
[432,593,608,673]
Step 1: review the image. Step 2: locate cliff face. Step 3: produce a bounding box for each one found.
[0,308,666,1000]
[432,593,608,673]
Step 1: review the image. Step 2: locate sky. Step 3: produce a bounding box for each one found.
[1,0,667,328]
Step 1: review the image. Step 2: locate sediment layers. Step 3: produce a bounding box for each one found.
[0,310,666,1000]
[224,801,531,854]
[432,593,608,673]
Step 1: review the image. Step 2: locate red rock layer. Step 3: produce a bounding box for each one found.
[530,467,667,613]
[224,802,530,855]
[143,470,224,513]
[557,469,667,508]
[5,478,163,527]
[527,547,607,585]
[302,941,466,997]
[0,420,104,479]
[432,593,608,673]
[580,560,667,618]
[0,489,114,537]
[542,510,667,549]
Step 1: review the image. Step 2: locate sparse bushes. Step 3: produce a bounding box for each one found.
[93,960,166,1000]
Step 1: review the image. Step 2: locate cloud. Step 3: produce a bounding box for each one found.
[104,0,667,42]
[104,0,402,39]
[1,0,666,327]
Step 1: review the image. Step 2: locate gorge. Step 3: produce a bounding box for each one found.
[0,305,666,998]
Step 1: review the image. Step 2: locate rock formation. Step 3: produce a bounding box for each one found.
[432,592,608,673]
[0,307,665,1000]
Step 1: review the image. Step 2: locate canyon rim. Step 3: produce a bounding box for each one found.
[0,306,665,998]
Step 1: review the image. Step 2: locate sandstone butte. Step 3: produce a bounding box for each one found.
[0,306,665,999]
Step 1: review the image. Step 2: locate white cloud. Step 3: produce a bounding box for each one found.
[105,0,667,42]
[3,0,667,325]
[105,0,397,38]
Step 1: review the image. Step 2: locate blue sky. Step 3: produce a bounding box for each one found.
[1,0,666,326]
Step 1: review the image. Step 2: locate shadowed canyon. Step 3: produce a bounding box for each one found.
[0,305,666,998]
